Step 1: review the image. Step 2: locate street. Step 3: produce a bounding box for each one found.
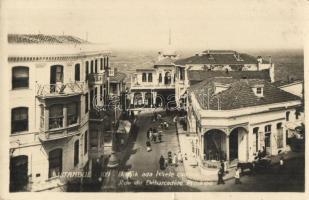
[101,113,304,192]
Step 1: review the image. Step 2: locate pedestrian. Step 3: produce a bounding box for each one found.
[164,157,168,168]
[235,167,241,184]
[146,129,150,140]
[146,140,152,152]
[217,166,225,185]
[172,153,178,167]
[158,131,162,142]
[221,160,225,173]
[184,153,188,160]
[279,156,284,174]
[165,122,169,130]
[178,151,183,163]
[159,155,165,170]
[149,130,153,142]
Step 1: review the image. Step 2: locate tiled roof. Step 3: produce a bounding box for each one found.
[8,34,88,44]
[109,71,126,83]
[154,57,175,66]
[175,51,269,65]
[272,79,303,87]
[188,70,271,84]
[189,78,300,110]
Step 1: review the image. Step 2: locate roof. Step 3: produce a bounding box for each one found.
[136,68,155,72]
[154,57,175,66]
[188,70,271,84]
[175,50,269,65]
[189,78,300,110]
[272,79,303,87]
[8,34,89,44]
[109,71,126,83]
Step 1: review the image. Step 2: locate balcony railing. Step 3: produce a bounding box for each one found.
[36,82,85,98]
[38,124,80,141]
[88,73,105,85]
[130,82,175,89]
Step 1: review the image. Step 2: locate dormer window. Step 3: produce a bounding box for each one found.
[256,87,262,94]
[252,84,264,97]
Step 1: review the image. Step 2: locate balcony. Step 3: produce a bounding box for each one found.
[36,82,86,99]
[38,124,80,142]
[88,73,105,85]
[130,82,175,90]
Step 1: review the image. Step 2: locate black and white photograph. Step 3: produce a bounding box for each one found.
[0,0,307,199]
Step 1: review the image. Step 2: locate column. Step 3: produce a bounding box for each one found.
[130,92,135,105]
[201,134,204,160]
[44,107,49,131]
[152,91,157,106]
[63,105,67,128]
[141,92,145,105]
[226,135,230,161]
[117,83,120,96]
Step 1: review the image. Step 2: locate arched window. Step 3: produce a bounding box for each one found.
[11,107,28,133]
[95,60,98,73]
[264,125,271,149]
[49,104,63,129]
[148,73,153,82]
[74,140,79,166]
[49,149,62,178]
[100,58,103,70]
[12,66,29,89]
[142,73,147,82]
[75,64,80,81]
[84,131,88,155]
[286,111,290,121]
[159,73,162,83]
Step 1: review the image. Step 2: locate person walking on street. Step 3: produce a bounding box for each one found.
[158,131,162,143]
[159,155,165,170]
[279,157,284,174]
[146,129,150,140]
[235,167,241,184]
[217,166,225,185]
[172,153,178,167]
[178,151,183,163]
[146,140,152,152]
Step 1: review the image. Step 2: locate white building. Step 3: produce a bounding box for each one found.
[8,34,111,191]
[186,77,303,170]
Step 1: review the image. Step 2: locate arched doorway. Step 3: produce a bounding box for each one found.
[10,155,28,192]
[204,129,227,161]
[229,127,248,162]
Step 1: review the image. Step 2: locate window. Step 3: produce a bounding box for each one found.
[256,87,262,94]
[49,105,63,129]
[253,127,259,152]
[159,73,162,83]
[100,58,103,70]
[50,65,64,93]
[95,60,98,73]
[84,131,88,155]
[12,67,29,89]
[74,140,79,166]
[91,60,94,73]
[85,61,89,81]
[100,85,103,97]
[40,105,44,129]
[286,111,290,121]
[85,93,89,113]
[142,73,147,82]
[90,90,94,109]
[67,103,78,125]
[148,73,153,82]
[90,130,98,149]
[75,64,80,81]
[295,109,301,120]
[179,68,185,80]
[11,107,28,133]
[264,125,271,148]
[277,123,283,148]
[48,149,62,178]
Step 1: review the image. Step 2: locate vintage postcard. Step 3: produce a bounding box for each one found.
[0,0,307,199]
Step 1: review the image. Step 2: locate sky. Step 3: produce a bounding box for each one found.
[4,0,306,51]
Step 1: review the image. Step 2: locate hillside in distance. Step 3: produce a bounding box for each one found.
[110,49,304,83]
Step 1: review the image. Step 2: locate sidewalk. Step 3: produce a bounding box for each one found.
[176,122,304,183]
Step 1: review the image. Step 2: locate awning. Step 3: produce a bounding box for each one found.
[117,120,132,134]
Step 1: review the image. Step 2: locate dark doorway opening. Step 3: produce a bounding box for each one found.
[10,155,28,192]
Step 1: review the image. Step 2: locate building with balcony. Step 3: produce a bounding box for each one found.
[186,77,303,172]
[8,34,110,191]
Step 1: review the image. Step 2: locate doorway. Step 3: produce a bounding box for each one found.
[10,155,28,192]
